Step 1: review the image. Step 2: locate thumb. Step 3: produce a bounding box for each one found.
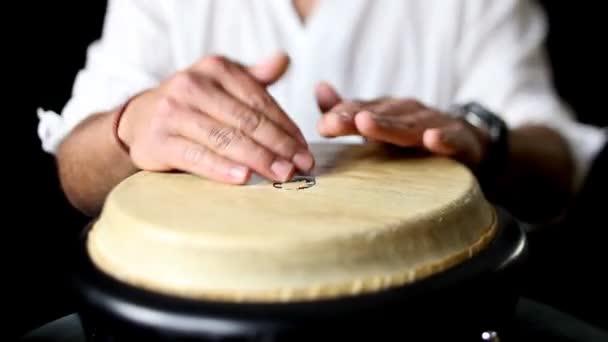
[247,52,290,86]
[315,81,342,112]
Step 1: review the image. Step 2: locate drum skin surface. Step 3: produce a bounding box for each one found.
[86,143,497,303]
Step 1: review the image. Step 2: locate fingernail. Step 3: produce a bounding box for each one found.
[293,151,314,171]
[229,166,248,180]
[271,159,295,180]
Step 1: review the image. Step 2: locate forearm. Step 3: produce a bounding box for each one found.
[481,124,575,224]
[56,111,139,217]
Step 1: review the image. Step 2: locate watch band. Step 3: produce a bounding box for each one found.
[453,102,510,178]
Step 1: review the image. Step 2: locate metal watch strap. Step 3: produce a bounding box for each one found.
[455,102,509,178]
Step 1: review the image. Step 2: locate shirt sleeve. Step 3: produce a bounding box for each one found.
[37,0,173,154]
[453,0,607,192]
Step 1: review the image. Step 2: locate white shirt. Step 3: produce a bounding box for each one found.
[37,0,606,190]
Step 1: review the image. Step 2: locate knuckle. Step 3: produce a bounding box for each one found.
[200,55,230,74]
[415,109,437,120]
[345,102,363,113]
[236,109,263,133]
[252,147,274,169]
[208,126,241,151]
[400,118,417,129]
[156,95,178,113]
[337,102,354,110]
[274,137,298,157]
[331,102,352,114]
[182,145,208,166]
[375,101,394,114]
[247,94,274,111]
[154,96,180,123]
[403,98,424,109]
[197,78,217,93]
[168,71,198,95]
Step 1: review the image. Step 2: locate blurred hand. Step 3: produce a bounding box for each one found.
[117,53,314,184]
[315,82,489,167]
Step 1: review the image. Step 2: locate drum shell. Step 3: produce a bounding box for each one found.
[71,207,527,341]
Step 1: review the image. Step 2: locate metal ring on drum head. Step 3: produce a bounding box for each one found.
[273,175,316,190]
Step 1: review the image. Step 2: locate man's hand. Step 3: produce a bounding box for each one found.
[315,82,489,168]
[118,53,314,184]
[315,82,576,223]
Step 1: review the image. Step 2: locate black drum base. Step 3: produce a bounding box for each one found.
[71,207,527,341]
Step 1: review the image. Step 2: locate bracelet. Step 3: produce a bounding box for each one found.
[112,92,142,154]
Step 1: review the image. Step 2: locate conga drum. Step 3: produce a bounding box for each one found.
[71,143,527,341]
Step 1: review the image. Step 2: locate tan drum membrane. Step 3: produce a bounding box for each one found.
[87,143,497,302]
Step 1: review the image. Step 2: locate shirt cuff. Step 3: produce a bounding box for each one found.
[37,108,69,154]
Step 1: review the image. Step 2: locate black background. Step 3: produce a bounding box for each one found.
[7,1,607,338]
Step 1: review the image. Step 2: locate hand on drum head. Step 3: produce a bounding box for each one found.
[315,82,489,168]
[115,52,314,184]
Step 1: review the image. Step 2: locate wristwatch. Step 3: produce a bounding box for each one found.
[452,102,509,176]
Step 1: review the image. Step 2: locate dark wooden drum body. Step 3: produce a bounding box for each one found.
[69,144,528,341]
[71,207,526,341]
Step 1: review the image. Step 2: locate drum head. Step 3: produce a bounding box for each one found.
[85,143,498,304]
[72,206,526,340]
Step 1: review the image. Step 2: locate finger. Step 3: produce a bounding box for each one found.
[164,136,251,184]
[353,110,424,146]
[326,101,364,117]
[246,53,307,145]
[315,81,342,112]
[369,98,425,116]
[247,52,290,86]
[422,122,483,166]
[171,107,297,182]
[317,98,400,137]
[323,97,405,117]
[196,56,307,146]
[169,74,314,172]
[317,111,358,137]
[316,100,365,137]
[354,109,452,147]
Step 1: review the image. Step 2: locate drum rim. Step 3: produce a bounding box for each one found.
[70,206,527,337]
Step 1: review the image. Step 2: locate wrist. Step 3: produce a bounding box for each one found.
[113,91,147,153]
[461,119,491,167]
[451,102,510,177]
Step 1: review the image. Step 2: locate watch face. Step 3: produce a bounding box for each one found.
[463,111,489,131]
